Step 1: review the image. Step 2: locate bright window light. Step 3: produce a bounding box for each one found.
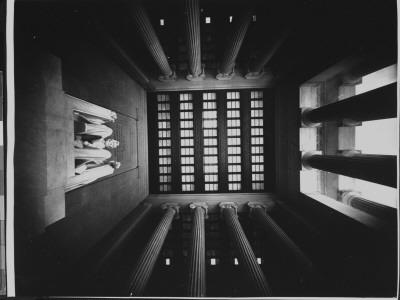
[234,258,239,265]
[160,19,164,26]
[354,65,397,156]
[211,258,216,265]
[165,258,170,265]
[253,15,257,21]
[205,17,211,24]
[355,64,397,95]
[355,119,397,155]
[354,177,398,208]
[257,258,262,264]
[229,16,233,23]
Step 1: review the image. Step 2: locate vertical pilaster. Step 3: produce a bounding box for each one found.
[219,202,272,296]
[126,0,176,81]
[186,203,208,297]
[184,0,205,81]
[216,7,253,80]
[126,203,179,296]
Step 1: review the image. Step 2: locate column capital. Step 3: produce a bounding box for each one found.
[341,190,362,204]
[161,203,180,219]
[216,65,235,80]
[341,118,362,127]
[158,65,177,82]
[245,67,273,80]
[187,63,206,81]
[338,149,362,156]
[219,202,238,216]
[247,202,267,216]
[301,107,321,128]
[341,72,363,85]
[189,202,209,219]
[245,70,264,80]
[301,151,322,170]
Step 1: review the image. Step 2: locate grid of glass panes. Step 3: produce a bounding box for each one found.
[227,92,242,191]
[203,93,218,191]
[180,93,195,192]
[250,91,264,190]
[158,94,172,192]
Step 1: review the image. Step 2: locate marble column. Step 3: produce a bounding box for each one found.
[88,22,151,88]
[184,0,205,81]
[301,82,396,126]
[248,203,313,273]
[302,152,397,188]
[126,0,176,81]
[342,58,396,85]
[219,202,272,296]
[92,203,153,274]
[126,203,179,296]
[216,7,253,80]
[186,203,208,297]
[246,29,290,79]
[342,191,397,220]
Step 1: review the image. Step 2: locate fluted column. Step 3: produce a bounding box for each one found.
[186,203,208,297]
[246,29,290,79]
[219,202,272,296]
[126,203,179,296]
[88,22,151,88]
[126,0,176,82]
[301,82,397,126]
[184,0,205,81]
[248,203,313,274]
[92,203,152,274]
[302,152,397,188]
[342,191,397,220]
[216,7,253,80]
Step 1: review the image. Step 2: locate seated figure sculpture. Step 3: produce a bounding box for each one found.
[74,120,113,139]
[66,160,121,191]
[74,135,120,150]
[74,147,112,162]
[74,110,117,125]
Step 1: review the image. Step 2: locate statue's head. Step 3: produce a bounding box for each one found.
[105,139,120,149]
[110,111,117,122]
